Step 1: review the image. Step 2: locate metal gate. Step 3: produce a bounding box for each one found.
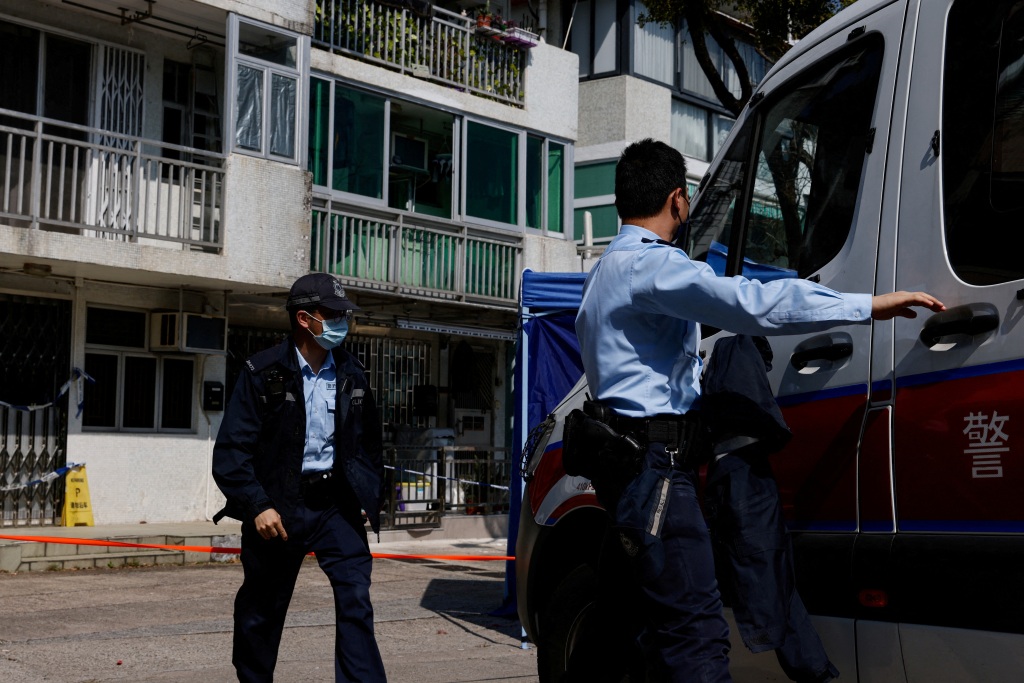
[0,294,71,526]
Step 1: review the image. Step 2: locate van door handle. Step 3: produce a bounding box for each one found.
[791,342,853,369]
[919,304,999,348]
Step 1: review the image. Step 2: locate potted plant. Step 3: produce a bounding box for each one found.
[476,2,492,29]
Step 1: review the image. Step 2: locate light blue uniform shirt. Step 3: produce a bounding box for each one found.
[296,346,336,473]
[575,224,872,418]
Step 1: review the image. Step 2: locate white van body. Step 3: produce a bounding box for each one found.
[516,0,1024,680]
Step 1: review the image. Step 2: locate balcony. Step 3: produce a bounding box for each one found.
[313,0,529,106]
[311,199,522,306]
[0,108,224,252]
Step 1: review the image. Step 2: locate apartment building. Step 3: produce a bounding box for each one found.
[0,0,577,525]
[546,1,768,247]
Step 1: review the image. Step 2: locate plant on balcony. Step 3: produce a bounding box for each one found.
[475,1,493,28]
[315,0,422,68]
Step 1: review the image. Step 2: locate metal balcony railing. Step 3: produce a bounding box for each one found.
[313,0,527,106]
[311,198,522,306]
[0,109,224,252]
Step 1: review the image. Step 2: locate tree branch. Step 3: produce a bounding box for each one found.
[684,5,743,116]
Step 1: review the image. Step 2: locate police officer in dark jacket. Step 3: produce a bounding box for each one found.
[213,273,387,683]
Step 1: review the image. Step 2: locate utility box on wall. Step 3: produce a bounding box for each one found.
[203,381,224,411]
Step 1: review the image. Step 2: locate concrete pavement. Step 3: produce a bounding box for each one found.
[0,536,536,683]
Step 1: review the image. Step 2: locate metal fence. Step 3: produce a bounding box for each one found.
[313,0,527,106]
[311,199,522,305]
[0,108,224,251]
[381,446,512,530]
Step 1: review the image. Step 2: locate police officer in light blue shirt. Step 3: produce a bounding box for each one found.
[573,139,945,683]
[214,273,386,683]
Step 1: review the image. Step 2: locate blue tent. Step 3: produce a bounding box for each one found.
[501,269,588,614]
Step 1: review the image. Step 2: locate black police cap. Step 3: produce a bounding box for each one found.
[285,273,359,312]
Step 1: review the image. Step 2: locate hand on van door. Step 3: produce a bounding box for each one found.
[871,291,946,320]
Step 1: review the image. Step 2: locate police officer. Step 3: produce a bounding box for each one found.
[574,139,945,682]
[213,273,387,683]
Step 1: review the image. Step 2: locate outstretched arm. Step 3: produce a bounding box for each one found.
[871,291,946,320]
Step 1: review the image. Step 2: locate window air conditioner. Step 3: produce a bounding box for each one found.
[151,312,228,353]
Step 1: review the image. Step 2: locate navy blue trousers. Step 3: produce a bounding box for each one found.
[232,496,385,683]
[705,448,838,683]
[578,443,732,683]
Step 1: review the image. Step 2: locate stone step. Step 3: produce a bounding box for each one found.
[18,549,186,572]
[0,533,242,573]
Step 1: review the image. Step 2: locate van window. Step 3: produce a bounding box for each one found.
[688,35,884,280]
[943,0,1024,285]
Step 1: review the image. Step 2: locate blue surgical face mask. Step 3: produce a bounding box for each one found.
[308,313,350,350]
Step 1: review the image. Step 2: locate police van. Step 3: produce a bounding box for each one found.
[516,0,1024,680]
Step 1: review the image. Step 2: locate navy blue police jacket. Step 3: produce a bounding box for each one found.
[212,338,385,534]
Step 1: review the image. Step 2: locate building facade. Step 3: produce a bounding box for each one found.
[547,0,768,247]
[0,0,578,525]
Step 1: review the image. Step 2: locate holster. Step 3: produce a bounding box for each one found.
[562,405,644,481]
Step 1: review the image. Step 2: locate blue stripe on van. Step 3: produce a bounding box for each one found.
[871,379,892,395]
[773,356,1024,407]
[776,383,867,407]
[895,357,1024,388]
[787,521,857,532]
[899,520,1024,533]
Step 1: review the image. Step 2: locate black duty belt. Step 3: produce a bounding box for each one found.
[300,469,334,494]
[610,413,700,445]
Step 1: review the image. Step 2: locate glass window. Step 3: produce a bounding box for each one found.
[237,22,297,68]
[687,35,884,281]
[308,77,330,186]
[634,2,675,86]
[680,22,718,100]
[572,0,618,77]
[82,353,117,428]
[269,73,296,158]
[388,101,455,218]
[594,0,618,74]
[337,86,385,199]
[526,135,544,229]
[576,161,616,199]
[943,0,1024,285]
[161,358,195,430]
[86,308,146,348]
[83,308,197,432]
[231,17,305,162]
[466,121,518,225]
[235,64,263,151]
[574,204,620,240]
[711,113,734,157]
[548,142,565,233]
[122,356,157,429]
[0,21,39,118]
[671,99,709,161]
[575,0,593,77]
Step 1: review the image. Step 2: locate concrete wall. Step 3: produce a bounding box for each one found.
[199,0,310,33]
[522,233,581,273]
[218,155,312,290]
[62,280,229,524]
[577,75,672,148]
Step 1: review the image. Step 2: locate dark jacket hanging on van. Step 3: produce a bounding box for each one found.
[702,335,838,681]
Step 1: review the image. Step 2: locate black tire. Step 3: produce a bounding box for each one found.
[536,564,645,683]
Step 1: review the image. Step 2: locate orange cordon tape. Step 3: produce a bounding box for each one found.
[0,534,514,561]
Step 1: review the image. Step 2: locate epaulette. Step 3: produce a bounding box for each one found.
[244,345,283,375]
